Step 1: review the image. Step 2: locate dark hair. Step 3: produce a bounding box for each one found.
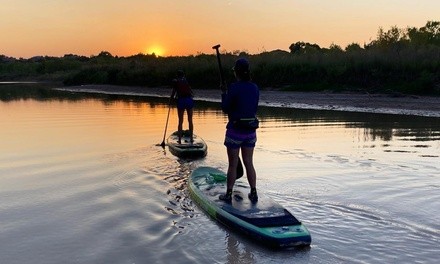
[233,58,251,81]
[176,70,185,78]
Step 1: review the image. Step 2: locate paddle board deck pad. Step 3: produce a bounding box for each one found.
[167,130,207,159]
[189,166,311,248]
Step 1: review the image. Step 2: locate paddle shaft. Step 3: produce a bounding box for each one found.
[212,44,226,90]
[160,98,172,147]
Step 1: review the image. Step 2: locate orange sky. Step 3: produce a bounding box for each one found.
[1,0,438,58]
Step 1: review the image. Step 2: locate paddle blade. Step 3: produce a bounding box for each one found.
[236,157,244,179]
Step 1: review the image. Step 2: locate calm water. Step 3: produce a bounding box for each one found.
[0,94,439,264]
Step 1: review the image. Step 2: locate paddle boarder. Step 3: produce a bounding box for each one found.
[170,70,194,144]
[219,58,260,203]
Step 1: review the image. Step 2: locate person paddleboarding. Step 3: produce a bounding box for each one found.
[170,70,194,144]
[219,58,260,203]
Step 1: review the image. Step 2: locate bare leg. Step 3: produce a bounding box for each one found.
[187,108,194,142]
[177,108,184,143]
[241,147,256,189]
[226,147,240,190]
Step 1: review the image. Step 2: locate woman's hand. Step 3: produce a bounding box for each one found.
[220,83,227,93]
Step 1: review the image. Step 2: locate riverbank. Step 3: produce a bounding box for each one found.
[56,85,440,117]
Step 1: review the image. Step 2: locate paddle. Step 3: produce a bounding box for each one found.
[212,44,244,179]
[236,155,244,180]
[159,98,172,148]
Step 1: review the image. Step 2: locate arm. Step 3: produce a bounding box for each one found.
[189,85,194,97]
[221,84,232,114]
[170,79,177,99]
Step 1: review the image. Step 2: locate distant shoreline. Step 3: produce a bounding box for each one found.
[56,85,440,118]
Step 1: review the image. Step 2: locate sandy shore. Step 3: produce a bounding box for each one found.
[57,85,440,117]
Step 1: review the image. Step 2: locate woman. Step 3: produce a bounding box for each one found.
[170,70,194,144]
[219,58,259,203]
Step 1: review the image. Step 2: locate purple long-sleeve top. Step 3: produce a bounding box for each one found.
[221,81,259,129]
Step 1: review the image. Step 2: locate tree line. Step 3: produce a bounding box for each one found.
[1,21,439,95]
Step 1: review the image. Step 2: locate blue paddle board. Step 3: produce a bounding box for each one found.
[188,166,311,248]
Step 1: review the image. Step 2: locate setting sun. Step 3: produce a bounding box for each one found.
[145,45,165,57]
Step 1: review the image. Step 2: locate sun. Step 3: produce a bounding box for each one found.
[145,45,165,57]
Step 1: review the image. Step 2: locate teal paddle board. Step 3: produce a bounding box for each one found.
[167,130,207,159]
[188,166,311,248]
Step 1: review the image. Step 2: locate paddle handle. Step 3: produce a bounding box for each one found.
[212,44,226,92]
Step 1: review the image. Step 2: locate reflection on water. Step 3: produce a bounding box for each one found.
[0,91,439,264]
[259,106,440,143]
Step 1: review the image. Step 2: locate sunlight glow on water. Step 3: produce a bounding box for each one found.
[0,98,439,263]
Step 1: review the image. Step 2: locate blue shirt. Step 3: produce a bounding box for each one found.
[221,81,259,129]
